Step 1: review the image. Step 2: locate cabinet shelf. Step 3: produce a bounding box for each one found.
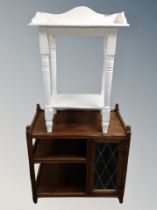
[37,163,86,196]
[34,139,87,163]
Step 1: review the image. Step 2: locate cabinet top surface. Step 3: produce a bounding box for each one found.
[29,6,129,27]
[29,107,128,138]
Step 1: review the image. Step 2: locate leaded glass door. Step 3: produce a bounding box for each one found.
[90,140,120,194]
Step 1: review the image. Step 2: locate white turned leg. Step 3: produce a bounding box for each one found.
[41,54,54,132]
[53,109,57,115]
[102,107,110,133]
[102,59,114,132]
[39,27,54,132]
[102,30,117,133]
[49,35,57,115]
[49,35,57,95]
[45,105,53,132]
[40,54,51,103]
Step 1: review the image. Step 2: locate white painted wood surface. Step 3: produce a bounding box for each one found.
[30,6,129,27]
[48,35,57,95]
[38,28,54,132]
[51,94,104,109]
[48,35,57,115]
[32,7,129,133]
[102,30,117,133]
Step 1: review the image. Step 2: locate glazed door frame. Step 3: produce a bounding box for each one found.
[88,138,127,196]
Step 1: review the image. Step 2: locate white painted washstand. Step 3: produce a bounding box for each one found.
[29,6,129,133]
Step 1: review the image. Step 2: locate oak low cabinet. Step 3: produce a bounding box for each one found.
[26,104,131,203]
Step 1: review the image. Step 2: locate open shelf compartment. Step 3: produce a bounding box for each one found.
[36,163,86,196]
[34,139,87,162]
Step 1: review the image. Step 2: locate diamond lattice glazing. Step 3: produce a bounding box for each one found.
[94,143,119,189]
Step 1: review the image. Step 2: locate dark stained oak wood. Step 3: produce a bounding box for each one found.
[26,104,131,204]
[37,163,86,196]
[26,126,37,203]
[31,108,126,138]
[117,128,131,203]
[34,139,87,163]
